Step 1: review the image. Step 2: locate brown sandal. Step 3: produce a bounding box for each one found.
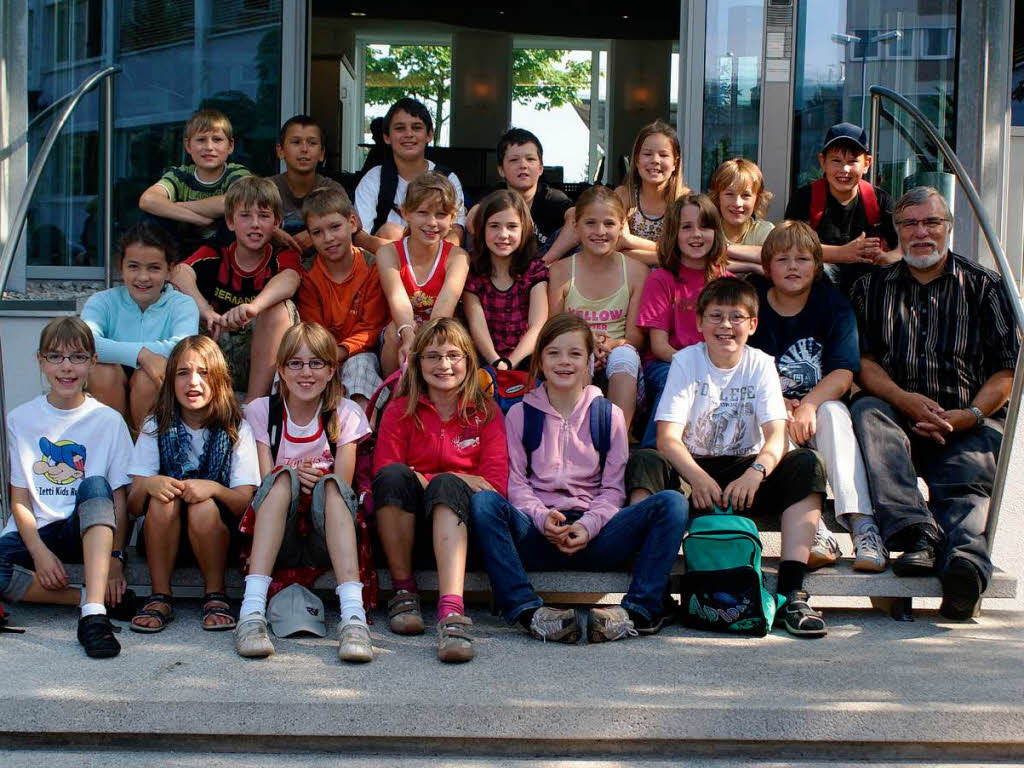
[201,592,236,632]
[387,591,425,635]
[130,593,174,634]
[437,614,475,663]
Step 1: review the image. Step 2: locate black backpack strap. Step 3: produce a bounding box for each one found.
[371,155,400,235]
[267,392,284,462]
[521,403,545,478]
[589,396,613,475]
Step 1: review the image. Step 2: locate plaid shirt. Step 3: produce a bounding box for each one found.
[849,252,1020,410]
[464,259,549,358]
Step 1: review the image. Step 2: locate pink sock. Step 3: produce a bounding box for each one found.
[437,593,464,622]
[393,576,418,594]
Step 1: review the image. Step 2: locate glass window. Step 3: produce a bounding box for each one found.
[791,1,957,198]
[701,0,764,190]
[26,0,282,272]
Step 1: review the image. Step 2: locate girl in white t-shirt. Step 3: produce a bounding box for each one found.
[236,322,373,662]
[2,317,134,658]
[126,335,260,634]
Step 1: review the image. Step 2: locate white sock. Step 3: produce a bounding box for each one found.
[337,581,366,623]
[81,602,106,618]
[240,574,273,617]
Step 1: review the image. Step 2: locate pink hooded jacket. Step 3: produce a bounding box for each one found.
[505,384,628,541]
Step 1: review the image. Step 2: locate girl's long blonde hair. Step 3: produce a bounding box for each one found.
[398,318,491,425]
[624,120,687,210]
[276,322,343,444]
[150,335,241,442]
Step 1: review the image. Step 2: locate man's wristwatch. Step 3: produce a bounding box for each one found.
[750,462,767,479]
[968,405,984,425]
[111,549,127,566]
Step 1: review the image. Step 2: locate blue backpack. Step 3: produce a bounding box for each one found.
[521,397,612,478]
[679,506,783,637]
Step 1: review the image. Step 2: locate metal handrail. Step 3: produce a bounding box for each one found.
[0,89,79,163]
[0,65,120,523]
[868,85,1024,551]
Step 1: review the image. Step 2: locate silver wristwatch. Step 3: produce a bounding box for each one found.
[968,405,984,424]
[750,462,767,479]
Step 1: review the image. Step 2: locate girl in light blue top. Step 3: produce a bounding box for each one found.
[82,221,199,432]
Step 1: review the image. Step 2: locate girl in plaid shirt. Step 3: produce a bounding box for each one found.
[463,191,549,371]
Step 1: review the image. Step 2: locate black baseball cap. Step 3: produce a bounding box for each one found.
[822,122,870,154]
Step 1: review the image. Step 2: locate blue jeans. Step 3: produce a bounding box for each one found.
[640,360,672,449]
[470,490,689,623]
[850,395,999,587]
[0,476,116,602]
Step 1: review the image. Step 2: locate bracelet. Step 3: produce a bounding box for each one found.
[396,323,415,339]
[968,405,984,424]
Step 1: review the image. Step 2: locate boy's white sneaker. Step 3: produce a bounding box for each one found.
[808,528,841,569]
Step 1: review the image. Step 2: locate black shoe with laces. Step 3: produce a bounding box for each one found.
[77,614,121,658]
[892,524,941,577]
[776,590,827,638]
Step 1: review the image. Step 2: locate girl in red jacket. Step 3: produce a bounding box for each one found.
[372,317,508,663]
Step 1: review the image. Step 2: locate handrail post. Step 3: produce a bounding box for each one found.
[869,93,881,186]
[102,75,114,288]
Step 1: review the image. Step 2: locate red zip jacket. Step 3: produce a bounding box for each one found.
[372,394,508,497]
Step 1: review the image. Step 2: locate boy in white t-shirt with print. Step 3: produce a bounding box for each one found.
[626,277,830,637]
[2,318,135,657]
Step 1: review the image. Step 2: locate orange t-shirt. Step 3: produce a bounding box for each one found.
[296,247,389,357]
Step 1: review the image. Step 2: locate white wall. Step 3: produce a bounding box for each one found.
[1,312,74,410]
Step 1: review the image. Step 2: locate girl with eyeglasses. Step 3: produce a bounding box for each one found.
[126,335,260,636]
[372,317,508,663]
[233,321,373,661]
[2,317,135,657]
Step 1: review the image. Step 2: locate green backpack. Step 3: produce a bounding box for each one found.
[679,506,783,637]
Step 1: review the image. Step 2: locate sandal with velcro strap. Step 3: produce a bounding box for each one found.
[129,592,174,634]
[436,613,475,663]
[776,590,828,638]
[201,592,237,632]
[387,591,425,635]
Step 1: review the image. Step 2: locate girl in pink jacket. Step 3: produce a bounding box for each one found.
[470,313,688,644]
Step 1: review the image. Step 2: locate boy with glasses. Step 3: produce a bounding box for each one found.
[627,277,830,636]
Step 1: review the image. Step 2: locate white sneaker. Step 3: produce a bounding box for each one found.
[808,528,842,569]
[338,617,374,663]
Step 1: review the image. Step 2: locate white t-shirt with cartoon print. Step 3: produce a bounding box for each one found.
[5,395,133,536]
[243,396,371,472]
[655,343,788,457]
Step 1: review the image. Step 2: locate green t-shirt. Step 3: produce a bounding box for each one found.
[156,162,251,202]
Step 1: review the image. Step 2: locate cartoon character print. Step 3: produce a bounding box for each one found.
[32,437,86,485]
[776,337,823,398]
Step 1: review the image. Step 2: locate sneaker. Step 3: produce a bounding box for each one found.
[853,528,889,572]
[235,614,275,658]
[77,614,121,658]
[807,529,841,569]
[338,617,374,663]
[528,606,580,643]
[939,558,983,621]
[776,590,827,638]
[588,605,639,643]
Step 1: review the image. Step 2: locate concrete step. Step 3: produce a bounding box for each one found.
[2,603,1024,762]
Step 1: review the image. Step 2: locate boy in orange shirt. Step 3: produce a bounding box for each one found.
[296,187,388,408]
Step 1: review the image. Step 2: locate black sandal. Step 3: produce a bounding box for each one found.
[130,592,174,634]
[201,592,236,632]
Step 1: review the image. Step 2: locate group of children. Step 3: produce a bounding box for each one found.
[3,97,912,662]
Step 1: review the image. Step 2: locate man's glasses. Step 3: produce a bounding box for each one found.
[897,217,949,231]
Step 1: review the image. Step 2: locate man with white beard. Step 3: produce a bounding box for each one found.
[848,186,1020,619]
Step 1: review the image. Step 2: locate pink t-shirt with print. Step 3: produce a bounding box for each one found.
[637,266,717,351]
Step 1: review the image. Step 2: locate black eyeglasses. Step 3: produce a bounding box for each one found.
[283,358,328,371]
[42,352,91,365]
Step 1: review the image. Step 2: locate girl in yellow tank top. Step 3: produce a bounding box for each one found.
[549,187,649,429]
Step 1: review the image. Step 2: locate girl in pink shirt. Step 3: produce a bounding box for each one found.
[636,195,730,447]
[470,313,688,644]
[372,317,507,663]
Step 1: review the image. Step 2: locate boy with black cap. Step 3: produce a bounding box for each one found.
[784,122,899,297]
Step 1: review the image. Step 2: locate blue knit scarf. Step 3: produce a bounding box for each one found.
[157,411,233,486]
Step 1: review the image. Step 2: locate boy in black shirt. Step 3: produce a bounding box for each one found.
[785,123,899,296]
